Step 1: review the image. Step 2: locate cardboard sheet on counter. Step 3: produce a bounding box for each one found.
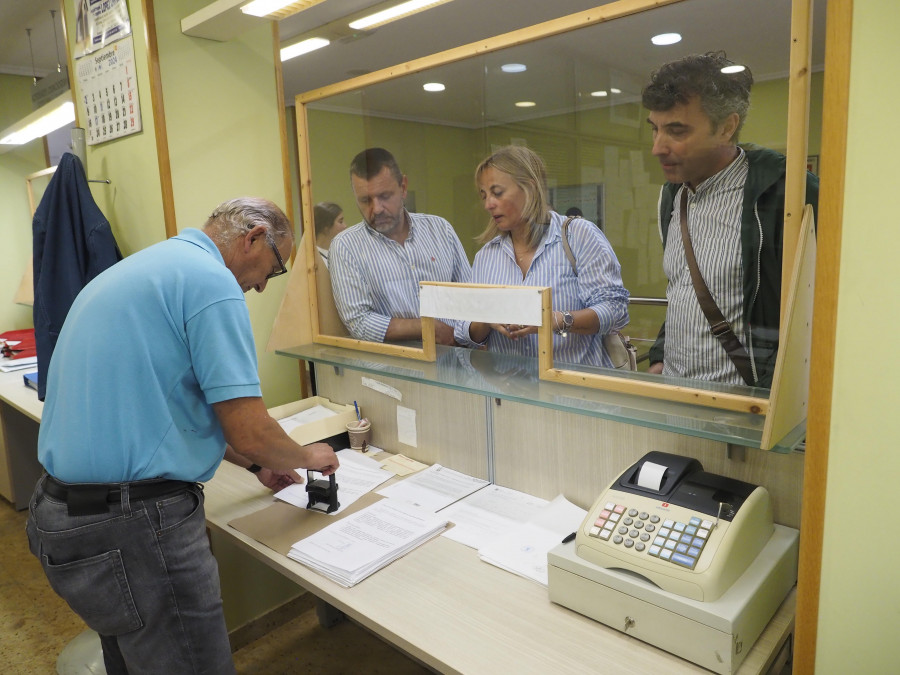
[228,491,384,556]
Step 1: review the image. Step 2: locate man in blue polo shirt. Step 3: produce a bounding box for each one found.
[26,197,339,674]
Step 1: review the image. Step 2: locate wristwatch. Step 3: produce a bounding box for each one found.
[560,311,574,337]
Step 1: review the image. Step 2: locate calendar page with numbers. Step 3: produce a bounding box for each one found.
[75,35,143,145]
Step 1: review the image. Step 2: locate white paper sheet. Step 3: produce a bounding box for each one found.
[274,449,393,514]
[477,495,587,586]
[376,464,489,512]
[439,484,549,549]
[418,285,543,325]
[0,356,38,372]
[276,405,338,435]
[396,405,417,447]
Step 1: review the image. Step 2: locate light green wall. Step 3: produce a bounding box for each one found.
[58,1,300,408]
[0,75,45,333]
[742,71,824,154]
[153,0,300,408]
[63,0,166,257]
[815,2,900,672]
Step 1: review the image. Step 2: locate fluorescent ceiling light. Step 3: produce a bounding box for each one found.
[515,101,536,108]
[0,91,75,147]
[721,64,747,74]
[590,90,608,97]
[349,0,454,31]
[423,82,445,92]
[651,32,682,46]
[280,37,330,61]
[241,0,326,19]
[610,88,621,94]
[501,63,527,73]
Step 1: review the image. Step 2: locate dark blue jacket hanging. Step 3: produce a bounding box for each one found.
[32,152,122,400]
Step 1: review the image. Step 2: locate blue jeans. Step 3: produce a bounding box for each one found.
[26,477,235,675]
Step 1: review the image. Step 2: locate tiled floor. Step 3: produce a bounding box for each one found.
[0,498,429,674]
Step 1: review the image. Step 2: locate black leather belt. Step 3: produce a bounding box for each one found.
[43,474,195,516]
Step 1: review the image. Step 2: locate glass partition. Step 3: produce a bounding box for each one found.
[294,0,822,436]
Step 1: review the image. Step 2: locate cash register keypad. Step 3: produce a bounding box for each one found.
[588,502,713,570]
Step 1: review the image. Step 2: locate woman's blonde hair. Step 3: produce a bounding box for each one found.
[475,145,551,248]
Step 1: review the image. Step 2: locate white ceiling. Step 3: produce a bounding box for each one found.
[0,0,67,78]
[0,0,826,124]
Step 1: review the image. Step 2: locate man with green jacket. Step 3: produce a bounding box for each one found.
[643,51,818,388]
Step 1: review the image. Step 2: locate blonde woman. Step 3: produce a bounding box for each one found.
[454,145,629,367]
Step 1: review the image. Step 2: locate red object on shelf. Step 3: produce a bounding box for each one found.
[0,328,37,359]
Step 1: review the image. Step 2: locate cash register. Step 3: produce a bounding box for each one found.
[548,452,798,674]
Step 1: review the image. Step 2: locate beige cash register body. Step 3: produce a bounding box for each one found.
[548,452,799,674]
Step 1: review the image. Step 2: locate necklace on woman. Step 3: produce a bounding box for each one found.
[512,237,532,260]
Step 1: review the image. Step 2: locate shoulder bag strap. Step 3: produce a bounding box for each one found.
[678,190,756,386]
[561,215,637,371]
[560,216,577,275]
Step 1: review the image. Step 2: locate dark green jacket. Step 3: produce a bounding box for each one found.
[648,146,819,388]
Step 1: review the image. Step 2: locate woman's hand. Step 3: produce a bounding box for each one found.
[495,323,538,339]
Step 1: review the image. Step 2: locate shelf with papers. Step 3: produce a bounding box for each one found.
[276,343,801,453]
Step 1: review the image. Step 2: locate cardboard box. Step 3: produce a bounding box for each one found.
[267,396,357,445]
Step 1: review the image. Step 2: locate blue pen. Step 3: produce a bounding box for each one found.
[354,400,361,421]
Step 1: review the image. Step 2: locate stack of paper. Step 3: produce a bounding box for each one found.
[477,495,587,586]
[287,499,449,587]
[274,449,393,515]
[0,355,37,373]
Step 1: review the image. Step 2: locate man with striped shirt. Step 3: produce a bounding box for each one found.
[329,148,471,344]
[643,52,818,388]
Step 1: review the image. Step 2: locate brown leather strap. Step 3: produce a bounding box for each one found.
[560,216,576,273]
[678,190,755,385]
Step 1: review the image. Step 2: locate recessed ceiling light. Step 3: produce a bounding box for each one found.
[515,101,536,108]
[610,88,621,94]
[501,63,527,73]
[423,82,445,92]
[651,32,682,46]
[721,65,747,74]
[590,90,608,98]
[280,37,330,61]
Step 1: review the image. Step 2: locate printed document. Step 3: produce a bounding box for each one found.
[477,495,587,586]
[288,499,448,587]
[439,484,549,550]
[376,464,489,512]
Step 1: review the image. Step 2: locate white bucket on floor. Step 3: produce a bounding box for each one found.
[56,629,106,675]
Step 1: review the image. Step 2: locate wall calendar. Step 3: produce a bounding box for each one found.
[75,35,143,145]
